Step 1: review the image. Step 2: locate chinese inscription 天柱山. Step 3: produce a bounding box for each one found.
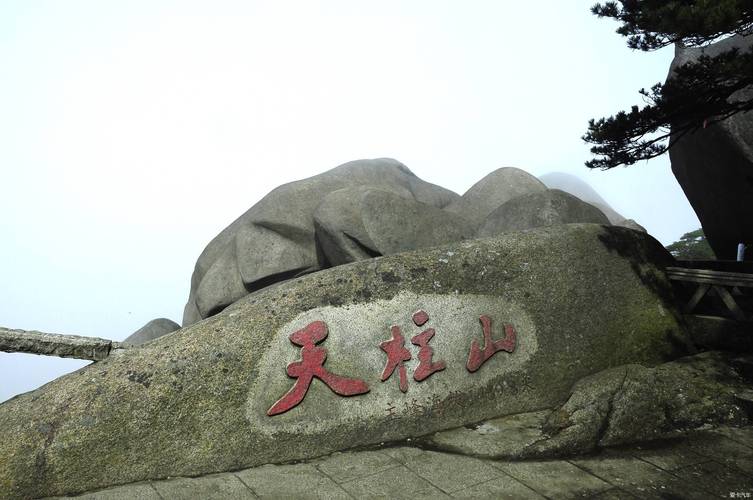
[267,310,517,416]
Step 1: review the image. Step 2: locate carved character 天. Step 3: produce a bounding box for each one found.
[267,321,369,416]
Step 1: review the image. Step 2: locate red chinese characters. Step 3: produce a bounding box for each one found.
[466,315,517,372]
[410,310,446,381]
[380,310,446,391]
[379,326,412,392]
[267,321,370,416]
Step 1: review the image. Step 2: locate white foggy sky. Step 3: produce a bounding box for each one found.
[0,1,700,402]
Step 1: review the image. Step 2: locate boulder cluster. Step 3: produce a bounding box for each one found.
[6,159,750,500]
[177,159,641,330]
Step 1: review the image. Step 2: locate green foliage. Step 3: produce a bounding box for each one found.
[584,1,753,170]
[592,0,753,50]
[665,228,716,259]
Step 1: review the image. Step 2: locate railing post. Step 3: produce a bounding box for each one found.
[0,327,121,361]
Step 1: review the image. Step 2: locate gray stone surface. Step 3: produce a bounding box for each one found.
[152,474,255,500]
[478,189,610,236]
[0,326,114,361]
[50,483,162,500]
[423,351,751,459]
[494,460,611,499]
[539,171,626,224]
[668,34,753,260]
[337,463,449,499]
[449,475,545,499]
[615,218,646,233]
[0,224,690,498]
[383,447,504,493]
[629,439,708,471]
[445,167,547,228]
[123,318,180,345]
[419,410,551,459]
[528,351,751,457]
[183,158,460,325]
[313,186,474,266]
[314,449,398,484]
[235,463,350,499]
[571,451,712,500]
[45,426,753,500]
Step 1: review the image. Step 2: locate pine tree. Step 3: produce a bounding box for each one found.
[665,228,716,259]
[584,1,753,170]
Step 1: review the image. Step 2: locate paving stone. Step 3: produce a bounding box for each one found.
[382,445,426,464]
[152,473,255,499]
[315,450,399,484]
[585,488,639,499]
[571,451,711,500]
[672,460,753,498]
[627,439,708,471]
[619,477,713,500]
[235,463,351,499]
[571,451,675,489]
[45,427,753,499]
[732,457,753,475]
[493,460,611,499]
[712,426,753,451]
[450,475,545,499]
[68,483,161,500]
[381,447,505,493]
[338,465,450,499]
[685,432,753,473]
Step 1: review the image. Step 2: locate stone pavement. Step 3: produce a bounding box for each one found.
[49,426,753,499]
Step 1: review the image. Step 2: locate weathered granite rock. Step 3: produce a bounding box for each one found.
[616,218,647,233]
[478,189,610,236]
[314,186,474,266]
[539,172,625,224]
[183,158,459,326]
[445,167,547,228]
[528,351,751,457]
[0,327,114,361]
[669,35,753,259]
[123,318,180,345]
[418,410,553,459]
[422,351,750,459]
[0,224,690,498]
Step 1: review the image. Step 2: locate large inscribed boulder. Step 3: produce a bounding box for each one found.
[0,224,689,498]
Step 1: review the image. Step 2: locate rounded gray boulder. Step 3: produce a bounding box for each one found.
[123,318,180,345]
[184,158,460,326]
[314,186,474,266]
[478,189,610,237]
[538,172,625,224]
[445,167,548,228]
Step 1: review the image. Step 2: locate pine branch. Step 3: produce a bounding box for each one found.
[584,44,753,169]
[592,0,753,50]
